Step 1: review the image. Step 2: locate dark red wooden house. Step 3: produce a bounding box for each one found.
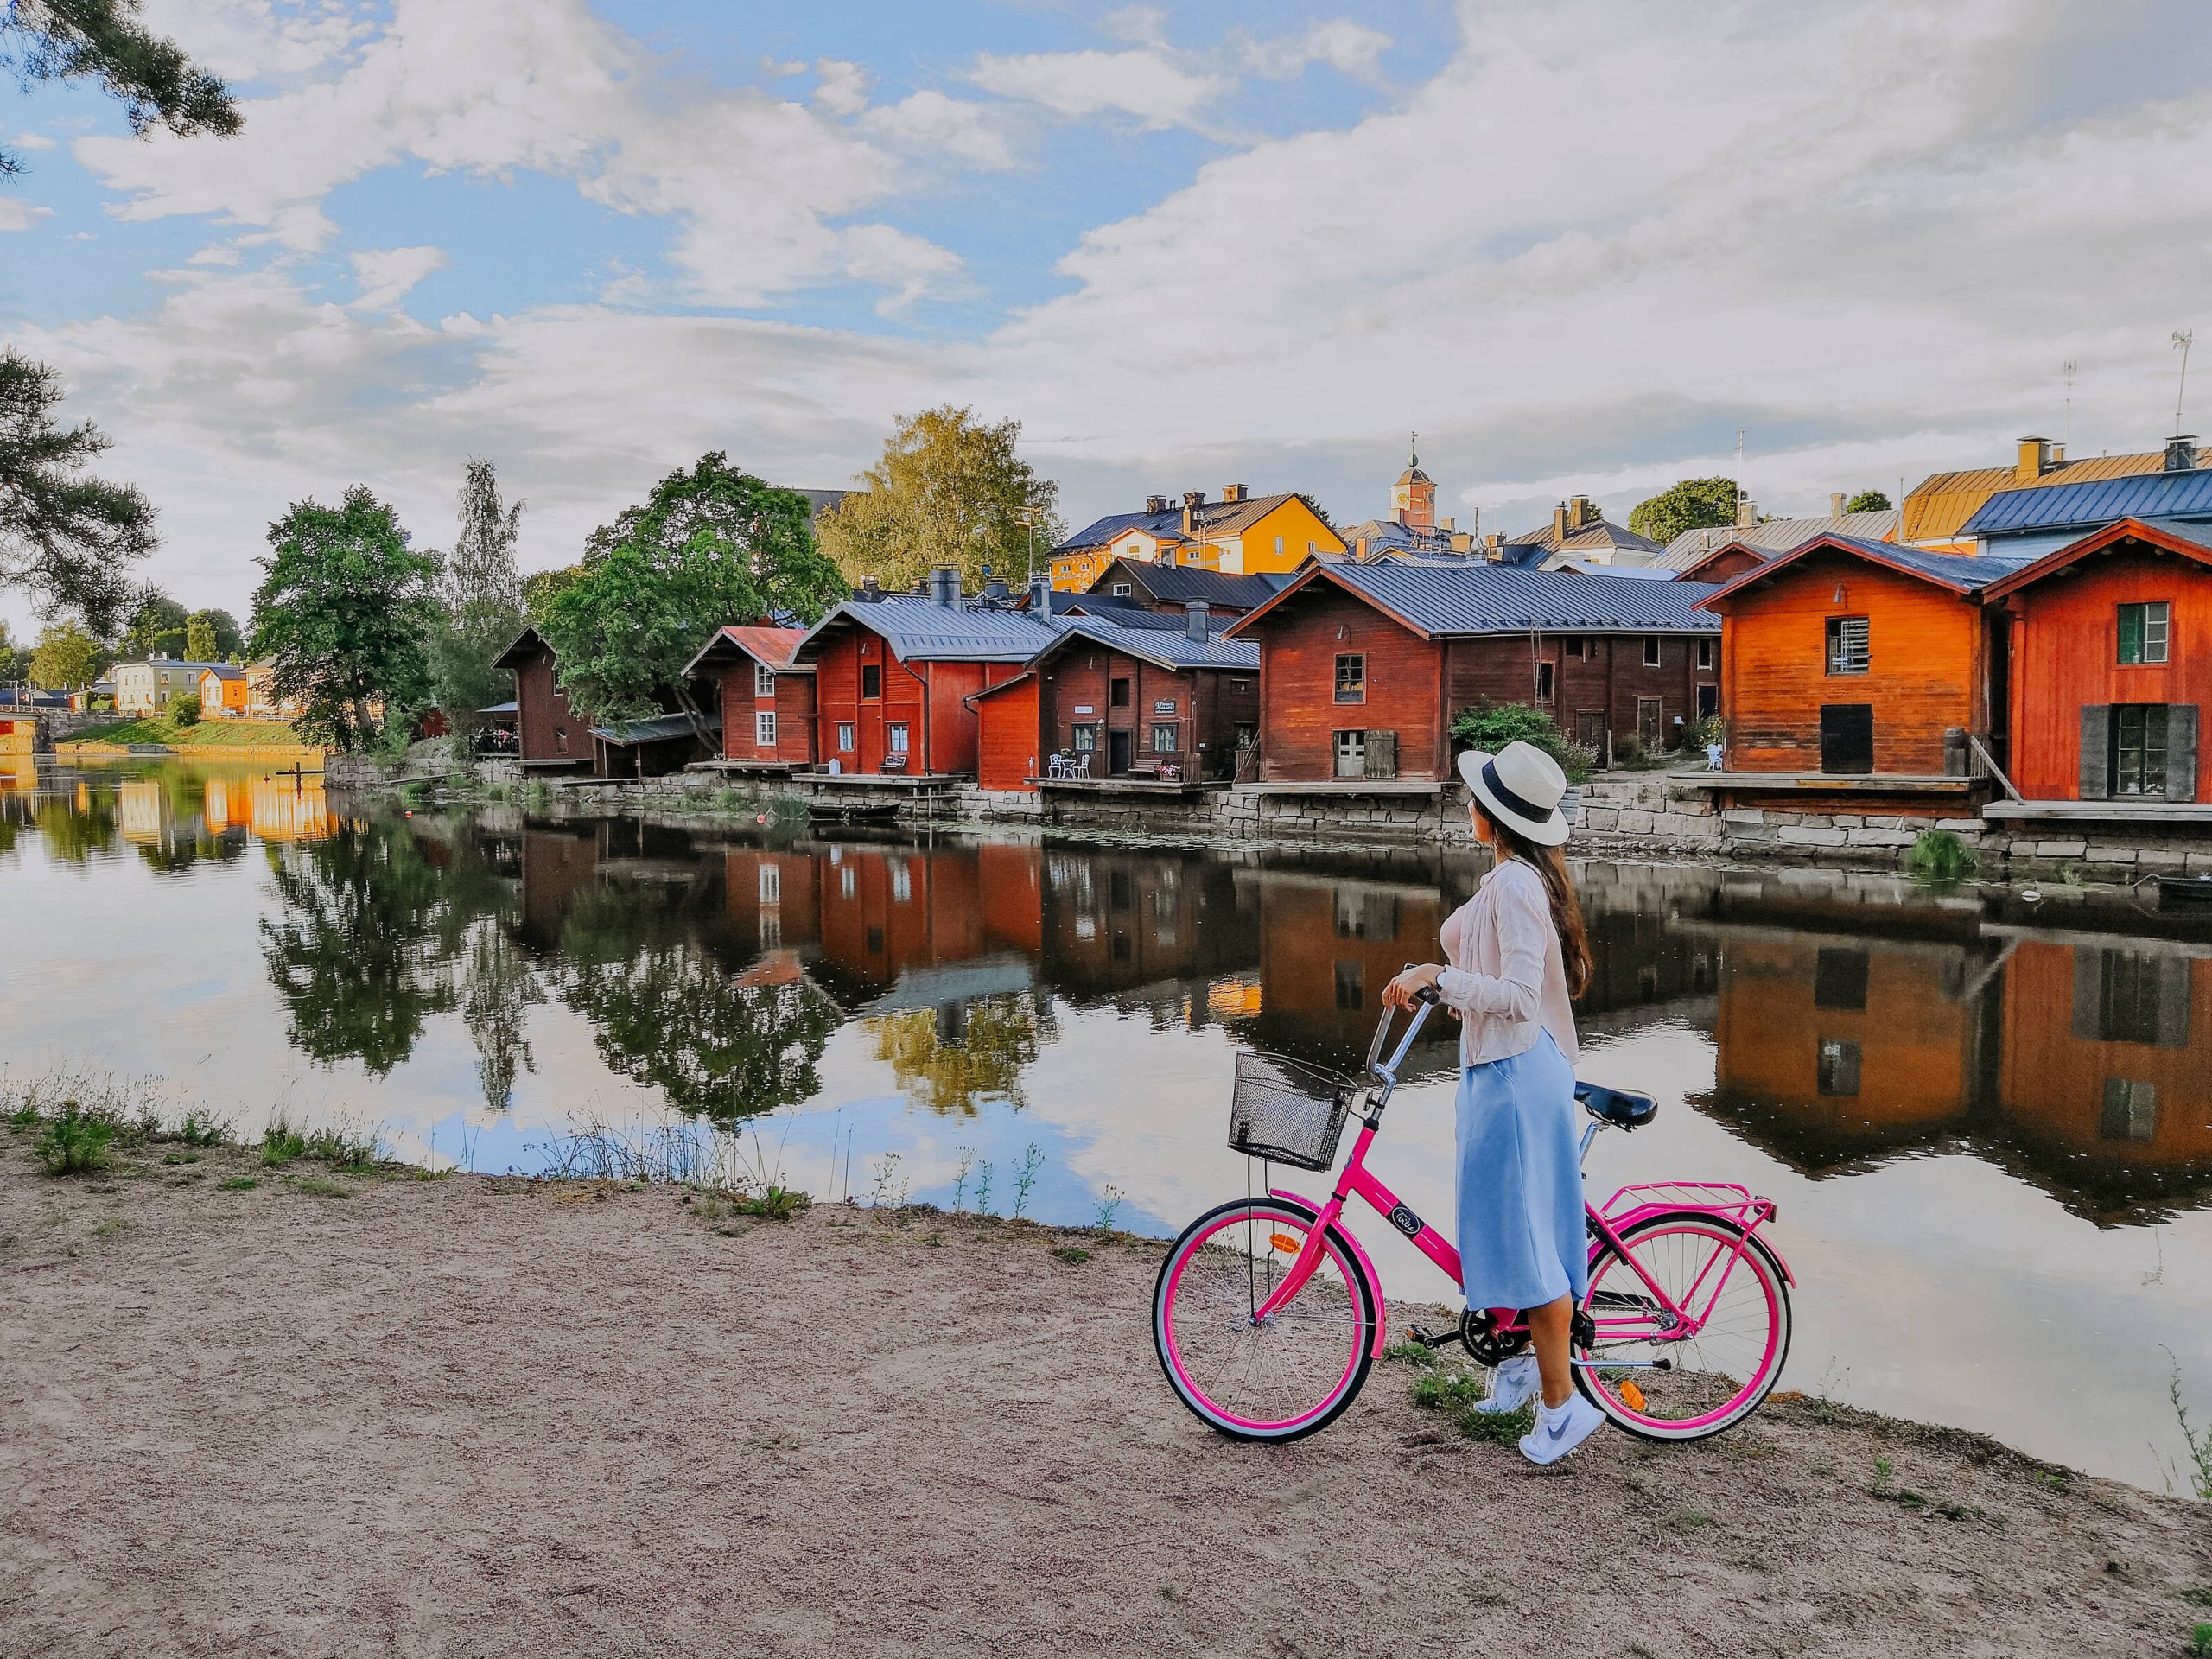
[491,627,593,773]
[1224,562,1720,782]
[684,626,817,769]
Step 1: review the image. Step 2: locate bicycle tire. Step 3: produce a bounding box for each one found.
[1153,1195,1379,1443]
[1572,1210,1792,1442]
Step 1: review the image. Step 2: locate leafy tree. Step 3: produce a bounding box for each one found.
[545,456,836,742]
[427,457,527,736]
[1843,489,1891,514]
[169,689,200,724]
[184,611,215,661]
[521,563,584,628]
[0,0,241,179]
[1450,702,1592,784]
[251,486,439,752]
[1626,477,1740,547]
[120,588,186,657]
[1294,491,1334,531]
[0,620,27,683]
[29,617,101,687]
[0,352,156,632]
[817,407,1065,592]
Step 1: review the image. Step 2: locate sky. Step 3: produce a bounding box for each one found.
[4,0,2212,632]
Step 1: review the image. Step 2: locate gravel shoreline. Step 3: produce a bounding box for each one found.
[4,1137,2209,1659]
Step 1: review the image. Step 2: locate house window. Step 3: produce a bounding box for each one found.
[1071,723,1098,753]
[1696,639,1713,669]
[1123,544,1140,560]
[861,664,881,699]
[890,861,912,902]
[1535,661,1555,702]
[886,721,910,755]
[755,710,777,748]
[1111,582,1133,597]
[2118,601,2171,665]
[759,912,782,950]
[1151,722,1178,753]
[1333,653,1365,702]
[836,722,855,752]
[1110,677,1131,708]
[841,865,856,899]
[1826,616,1871,675]
[1814,948,1870,1011]
[754,664,776,696]
[1643,637,1662,668]
[1565,639,1585,658]
[2113,704,2170,797]
[1333,729,1366,779]
[2100,1078,2157,1141]
[758,864,781,906]
[1815,1038,1861,1096]
[2087,948,2190,1046]
[1273,535,1284,558]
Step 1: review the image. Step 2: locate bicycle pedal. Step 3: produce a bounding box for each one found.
[1406,1322,1459,1349]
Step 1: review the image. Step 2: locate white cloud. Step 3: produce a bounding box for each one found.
[861,91,1015,170]
[137,0,368,80]
[813,58,872,118]
[349,245,448,310]
[1237,20,1391,82]
[12,131,58,150]
[0,198,54,232]
[969,48,1229,130]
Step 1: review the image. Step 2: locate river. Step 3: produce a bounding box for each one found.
[3,754,2209,1489]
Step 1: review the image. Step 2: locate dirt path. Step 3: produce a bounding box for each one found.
[3,1139,2208,1659]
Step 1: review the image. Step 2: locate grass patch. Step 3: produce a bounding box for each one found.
[260,1118,308,1166]
[64,715,309,751]
[1382,1338,1437,1365]
[2192,1624,2211,1659]
[1661,1510,1714,1534]
[175,1111,227,1147]
[161,1151,201,1165]
[1906,829,1977,880]
[218,1177,258,1192]
[90,1219,127,1238]
[295,1179,353,1198]
[731,1184,810,1221]
[1050,1244,1092,1264]
[35,1101,114,1176]
[1410,1363,1535,1445]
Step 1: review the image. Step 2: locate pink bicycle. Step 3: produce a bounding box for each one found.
[1154,993,1795,1443]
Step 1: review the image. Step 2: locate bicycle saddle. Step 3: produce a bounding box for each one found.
[1575,1081,1658,1130]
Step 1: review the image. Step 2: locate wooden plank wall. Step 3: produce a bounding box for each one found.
[512,647,585,763]
[1443,633,1713,755]
[811,623,928,774]
[2003,544,2212,800]
[1254,586,1444,780]
[977,679,1040,791]
[1717,553,1982,775]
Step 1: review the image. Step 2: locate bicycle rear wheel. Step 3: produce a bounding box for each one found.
[1573,1211,1791,1441]
[1153,1197,1378,1442]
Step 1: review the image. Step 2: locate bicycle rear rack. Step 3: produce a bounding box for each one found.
[1597,1181,1777,1232]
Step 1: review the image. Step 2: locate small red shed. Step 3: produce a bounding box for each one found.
[1980,518,2209,804]
[491,627,593,772]
[683,625,817,768]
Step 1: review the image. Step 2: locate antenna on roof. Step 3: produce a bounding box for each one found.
[2174,331,2196,435]
[1408,430,1419,468]
[2061,359,2077,448]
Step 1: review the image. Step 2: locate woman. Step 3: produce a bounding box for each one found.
[1383,739,1601,1465]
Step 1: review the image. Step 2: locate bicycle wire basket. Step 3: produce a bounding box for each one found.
[1227,1051,1362,1173]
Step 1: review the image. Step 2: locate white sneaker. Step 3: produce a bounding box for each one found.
[1519,1392,1606,1465]
[1472,1354,1539,1414]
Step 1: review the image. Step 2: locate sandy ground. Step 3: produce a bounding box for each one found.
[3,1138,2209,1659]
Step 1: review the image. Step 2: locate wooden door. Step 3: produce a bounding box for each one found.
[1637,696,1662,747]
[1820,704,1874,774]
[1109,728,1133,775]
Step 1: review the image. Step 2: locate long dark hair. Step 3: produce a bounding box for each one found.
[1475,804,1593,1000]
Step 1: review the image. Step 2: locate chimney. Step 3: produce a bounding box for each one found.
[930,565,962,607]
[1552,502,1570,543]
[1450,530,1474,554]
[1735,493,1758,527]
[1220,483,1247,504]
[1185,601,1209,640]
[1483,531,1507,561]
[858,575,881,601]
[2166,434,2199,473]
[1573,495,1599,531]
[2017,435,2053,482]
[1145,494,1167,513]
[1830,493,1847,517]
[1027,574,1052,615]
[1438,516,1455,533]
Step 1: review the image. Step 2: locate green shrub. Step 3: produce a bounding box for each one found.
[1906,830,1977,880]
[261,1116,308,1167]
[35,1101,114,1176]
[170,691,202,726]
[1449,702,1592,783]
[733,1185,810,1221]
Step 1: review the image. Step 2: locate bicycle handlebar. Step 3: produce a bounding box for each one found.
[1365,973,1440,1086]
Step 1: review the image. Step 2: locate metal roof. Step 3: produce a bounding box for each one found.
[1960,467,2212,536]
[588,712,720,745]
[682,624,810,677]
[1235,562,1723,639]
[1697,533,2019,607]
[1085,559,1295,607]
[1659,509,1900,569]
[1056,491,1329,555]
[1901,448,2211,543]
[1054,618,1260,671]
[798,600,1069,664]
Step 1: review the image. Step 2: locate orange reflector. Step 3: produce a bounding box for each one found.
[1269,1231,1300,1254]
[1620,1379,1647,1412]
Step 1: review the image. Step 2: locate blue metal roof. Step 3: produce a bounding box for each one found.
[1055,618,1260,671]
[801,601,1070,664]
[1960,467,2212,536]
[1270,563,1723,636]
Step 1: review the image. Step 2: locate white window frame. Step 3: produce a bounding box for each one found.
[1111,582,1133,597]
[1696,639,1713,669]
[754,663,776,696]
[836,722,855,752]
[755,710,777,748]
[759,864,781,906]
[887,721,910,755]
[1643,637,1662,668]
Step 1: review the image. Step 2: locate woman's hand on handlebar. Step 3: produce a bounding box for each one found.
[1382,963,1444,1009]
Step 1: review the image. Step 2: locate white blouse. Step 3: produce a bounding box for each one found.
[1435,858,1580,1068]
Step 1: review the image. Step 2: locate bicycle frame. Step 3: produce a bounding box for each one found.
[1248,998,1791,1359]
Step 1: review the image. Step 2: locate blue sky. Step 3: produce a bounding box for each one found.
[4,0,2212,627]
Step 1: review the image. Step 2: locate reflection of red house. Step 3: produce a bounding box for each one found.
[1981,519,2209,804]
[794,583,1058,777]
[1998,939,2212,1169]
[685,626,817,768]
[1249,874,1448,1057]
[493,628,592,772]
[721,848,824,958]
[972,619,1259,791]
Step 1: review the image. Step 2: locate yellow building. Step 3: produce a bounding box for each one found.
[1901,435,2212,550]
[1048,486,1344,589]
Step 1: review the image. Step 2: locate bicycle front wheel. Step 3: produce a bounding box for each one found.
[1573,1211,1792,1441]
[1153,1197,1378,1442]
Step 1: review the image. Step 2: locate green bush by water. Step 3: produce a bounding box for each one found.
[1450,703,1593,783]
[35,1101,114,1176]
[1907,830,1977,880]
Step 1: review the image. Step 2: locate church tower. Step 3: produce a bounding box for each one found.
[1390,434,1436,531]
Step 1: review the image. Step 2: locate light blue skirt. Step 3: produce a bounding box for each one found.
[1454,1030,1588,1311]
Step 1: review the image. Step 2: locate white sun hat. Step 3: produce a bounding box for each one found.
[1455,739,1571,847]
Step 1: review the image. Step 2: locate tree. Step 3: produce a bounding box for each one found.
[184,607,239,660]
[1627,477,1740,547]
[0,620,29,683]
[0,352,156,632]
[120,588,186,658]
[0,0,241,180]
[169,689,200,725]
[1844,489,1891,514]
[29,618,101,687]
[521,563,584,628]
[817,407,1065,592]
[543,455,838,743]
[428,457,528,737]
[251,486,439,751]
